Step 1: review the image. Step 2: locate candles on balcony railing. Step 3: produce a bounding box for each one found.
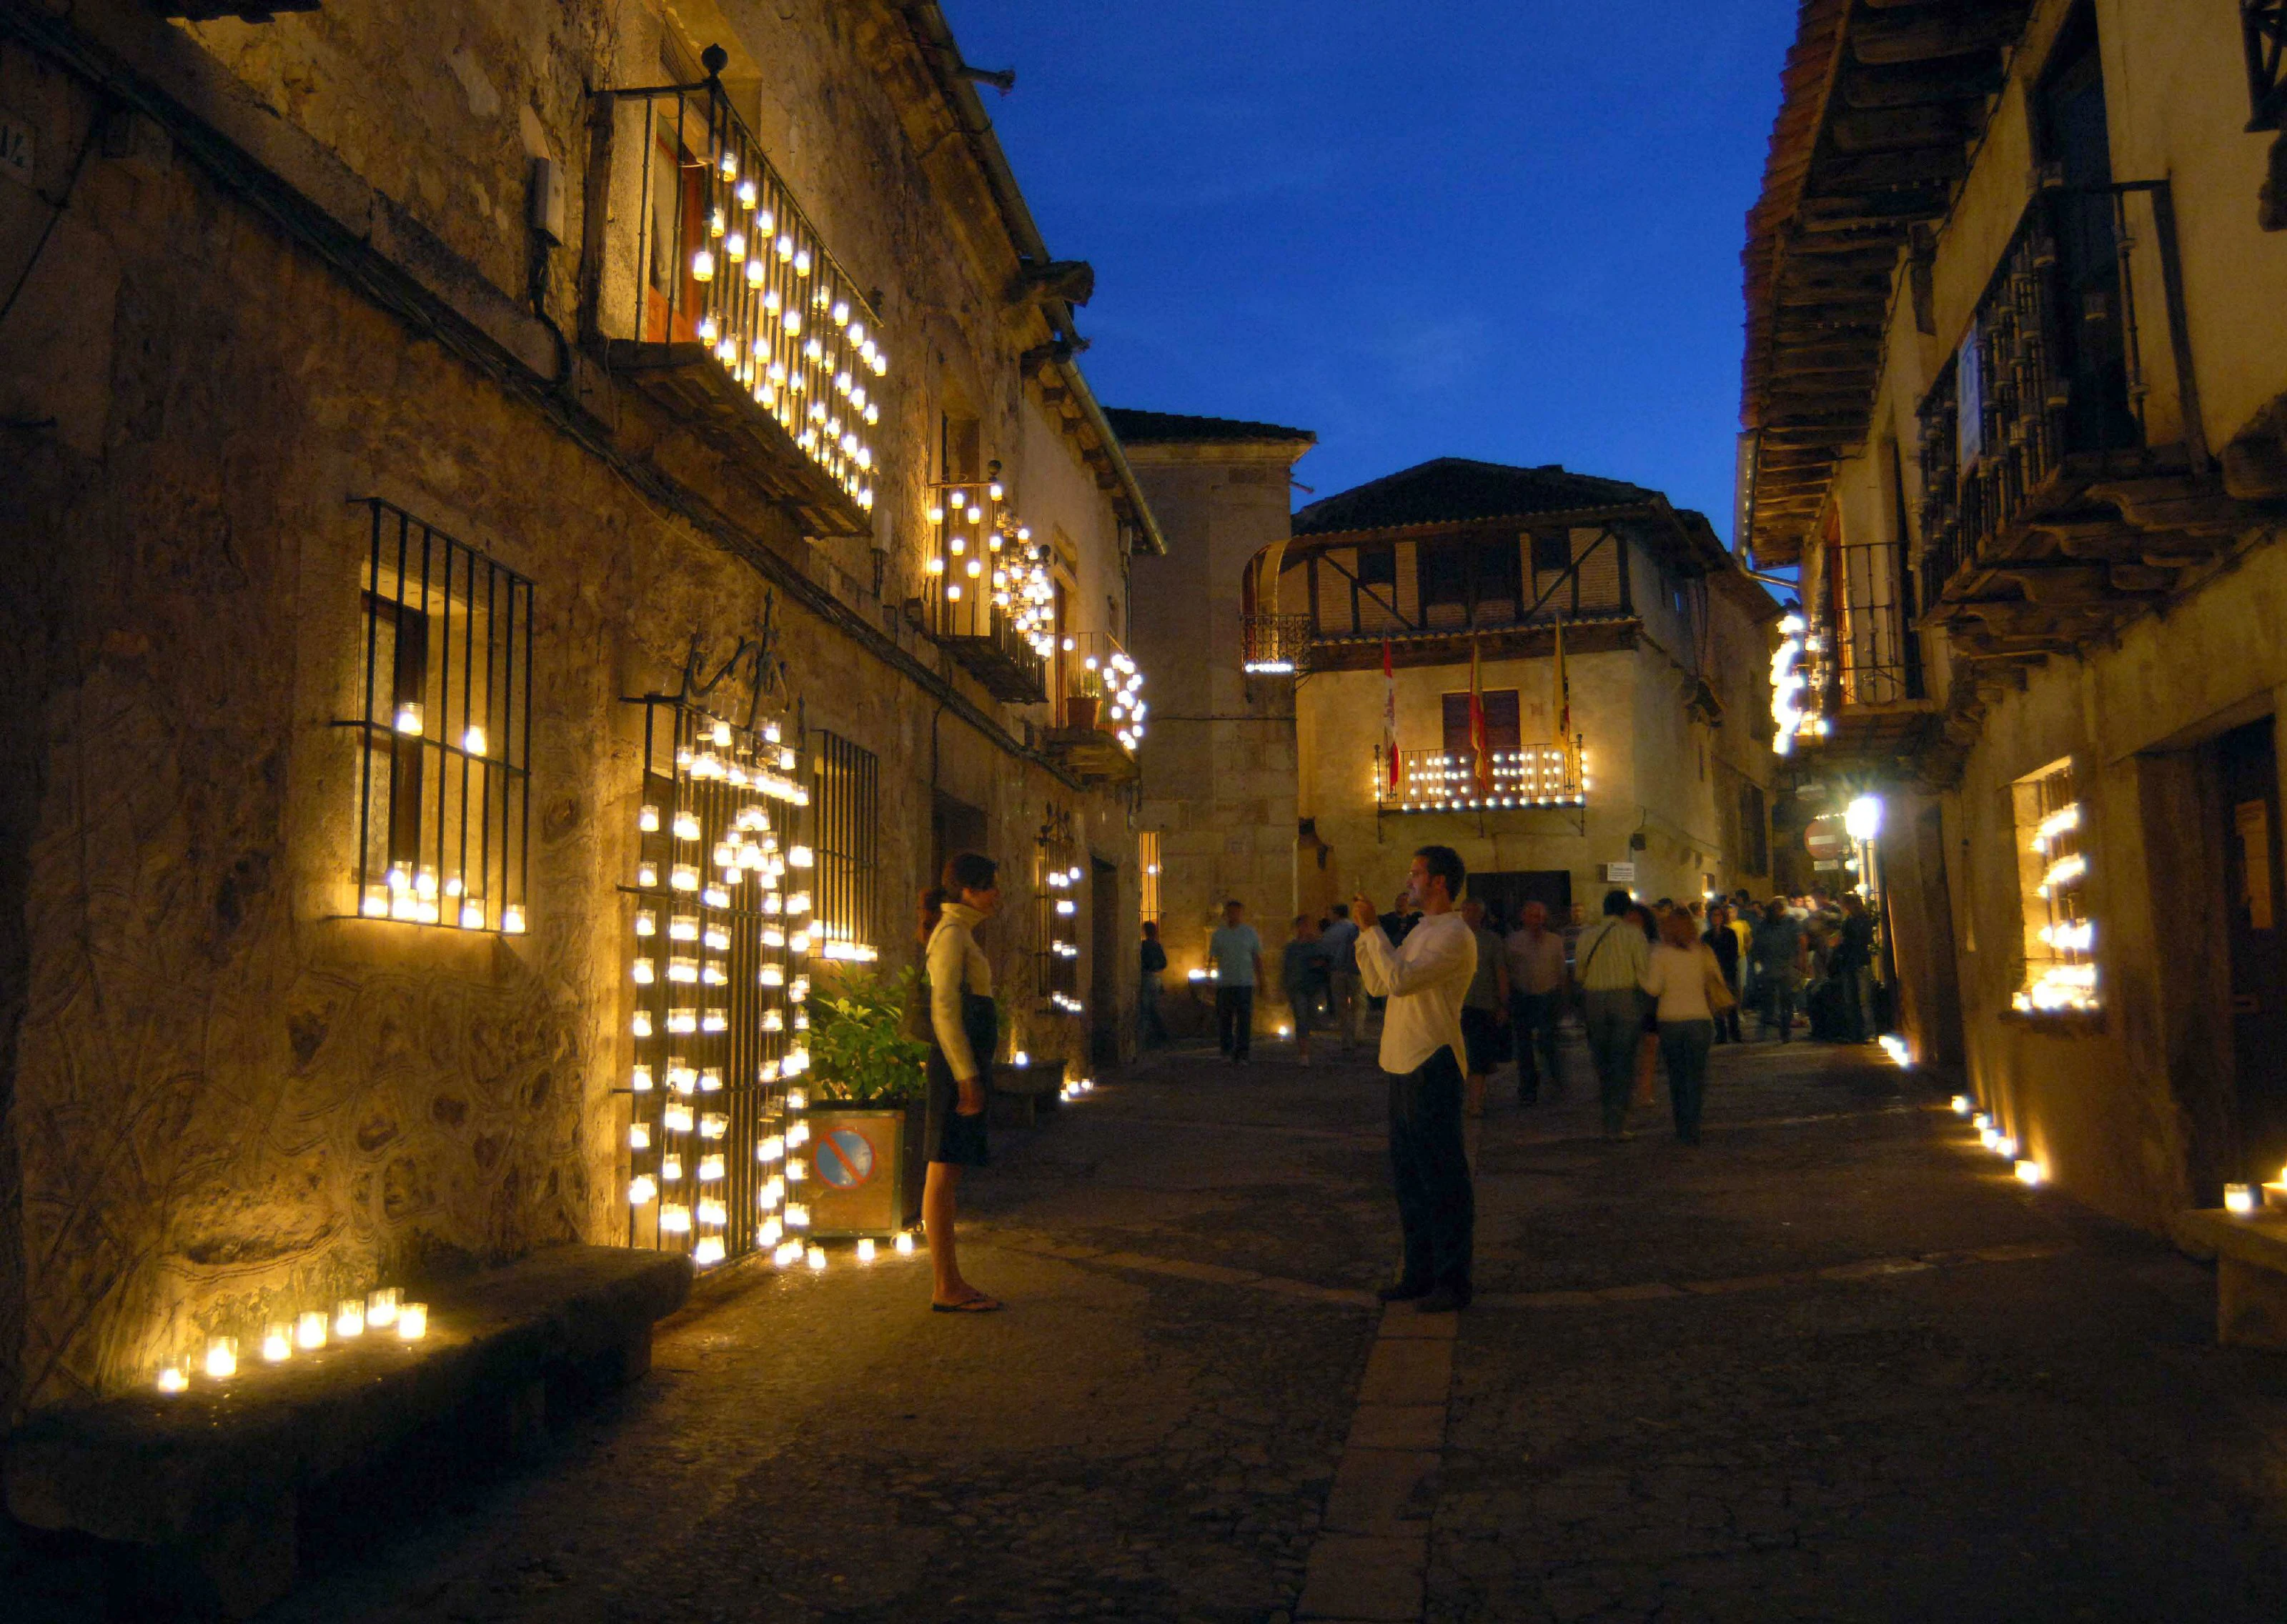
[612,66,884,514]
[1068,633,1149,752]
[925,462,1056,659]
[1381,746,1585,813]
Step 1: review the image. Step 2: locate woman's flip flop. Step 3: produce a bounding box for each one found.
[930,1295,1003,1313]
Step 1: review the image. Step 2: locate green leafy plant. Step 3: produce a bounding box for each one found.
[808,967,930,1106]
[1074,665,1105,699]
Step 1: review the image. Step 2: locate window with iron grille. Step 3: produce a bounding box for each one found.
[1037,807,1083,1015]
[809,729,880,962]
[344,499,532,932]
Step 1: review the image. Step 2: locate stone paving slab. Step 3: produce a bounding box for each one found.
[1322,1448,1439,1535]
[1297,1533,1428,1620]
[1347,1403,1449,1451]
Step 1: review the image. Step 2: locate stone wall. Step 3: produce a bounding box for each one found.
[0,0,1139,1413]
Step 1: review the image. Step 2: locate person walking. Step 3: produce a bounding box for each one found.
[1459,899,1509,1118]
[1573,890,1652,1140]
[1282,914,1330,1064]
[1835,893,1877,1041]
[923,852,1002,1313]
[1627,903,1662,1111]
[1321,903,1363,1052]
[1704,902,1745,1045]
[1209,900,1263,1063]
[1138,920,1169,1047]
[1642,909,1721,1144]
[1750,898,1807,1042]
[1502,900,1567,1102]
[1351,846,1477,1313]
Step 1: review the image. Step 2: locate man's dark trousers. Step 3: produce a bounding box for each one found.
[1388,1046,1474,1295]
[1216,985,1254,1060]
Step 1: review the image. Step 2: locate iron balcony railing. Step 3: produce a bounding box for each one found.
[921,462,1053,702]
[1376,745,1584,815]
[1916,179,2194,609]
[1058,632,1148,750]
[1241,612,1313,675]
[587,48,885,528]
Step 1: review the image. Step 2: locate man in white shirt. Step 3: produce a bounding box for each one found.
[1351,845,1477,1313]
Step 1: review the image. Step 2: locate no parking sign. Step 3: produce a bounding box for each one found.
[803,1108,906,1235]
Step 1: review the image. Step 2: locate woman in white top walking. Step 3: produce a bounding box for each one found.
[1639,908,1722,1145]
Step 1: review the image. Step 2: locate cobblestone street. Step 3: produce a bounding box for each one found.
[61,1035,2287,1623]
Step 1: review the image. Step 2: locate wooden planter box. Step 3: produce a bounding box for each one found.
[803,1102,924,1235]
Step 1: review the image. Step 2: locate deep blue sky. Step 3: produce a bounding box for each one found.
[938,1,1796,542]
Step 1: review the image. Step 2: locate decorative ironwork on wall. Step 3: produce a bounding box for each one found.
[923,461,1056,701]
[622,664,818,1269]
[1036,806,1083,1015]
[809,729,880,962]
[342,498,532,933]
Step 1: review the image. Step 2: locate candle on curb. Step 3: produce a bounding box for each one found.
[2226,1183,2258,1216]
[335,1298,366,1339]
[204,1337,238,1380]
[2263,1172,2287,1211]
[857,1237,876,1262]
[397,1302,428,1341]
[1950,1095,1972,1116]
[156,1362,189,1394]
[894,1231,915,1256]
[367,1287,400,1328]
[297,1310,329,1350]
[2015,1159,2045,1187]
[806,1245,827,1272]
[262,1322,294,1363]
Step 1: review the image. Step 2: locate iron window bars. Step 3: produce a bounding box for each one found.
[595,49,885,513]
[1138,831,1162,927]
[342,499,532,933]
[923,460,1056,702]
[622,697,818,1268]
[809,729,881,963]
[1036,806,1083,1015]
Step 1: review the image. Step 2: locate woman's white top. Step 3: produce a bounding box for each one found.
[1640,942,1714,1023]
[926,901,993,1081]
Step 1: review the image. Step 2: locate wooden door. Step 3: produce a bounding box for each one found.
[2223,720,2287,1181]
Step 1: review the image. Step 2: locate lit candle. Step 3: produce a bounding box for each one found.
[502,905,526,935]
[2014,1160,2045,1187]
[894,1231,915,1256]
[156,1362,189,1394]
[335,1298,366,1339]
[297,1310,329,1350]
[204,1336,237,1380]
[857,1237,876,1262]
[1951,1095,1972,1115]
[2226,1182,2258,1216]
[393,701,423,737]
[397,1302,427,1341]
[262,1323,294,1363]
[367,1287,400,1328]
[806,1245,827,1272]
[2263,1171,2287,1211]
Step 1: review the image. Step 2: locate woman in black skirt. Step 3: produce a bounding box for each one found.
[923,852,1003,1312]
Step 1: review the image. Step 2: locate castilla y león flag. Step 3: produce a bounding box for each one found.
[1382,639,1399,794]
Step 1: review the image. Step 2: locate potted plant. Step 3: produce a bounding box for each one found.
[1066,667,1103,732]
[806,967,931,1231]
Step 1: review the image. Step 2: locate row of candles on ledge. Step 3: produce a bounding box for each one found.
[156,1286,428,1394]
[2223,1173,2287,1216]
[772,1232,919,1271]
[1949,1095,2047,1186]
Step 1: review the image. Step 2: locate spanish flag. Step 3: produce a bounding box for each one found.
[1382,638,1399,795]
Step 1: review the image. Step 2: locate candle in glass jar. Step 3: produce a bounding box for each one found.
[334,1298,366,1339]
[297,1310,329,1350]
[262,1322,294,1363]
[204,1336,238,1380]
[367,1287,400,1328]
[397,1302,428,1341]
[2226,1182,2258,1216]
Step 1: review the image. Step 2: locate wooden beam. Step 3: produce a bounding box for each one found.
[1850,9,2025,67]
[1830,104,1982,153]
[1810,146,1971,191]
[1840,60,2005,109]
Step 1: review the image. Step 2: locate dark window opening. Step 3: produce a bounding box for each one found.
[1530,531,1571,575]
[1479,539,1522,608]
[1419,542,1469,608]
[1358,546,1397,588]
[1442,689,1521,755]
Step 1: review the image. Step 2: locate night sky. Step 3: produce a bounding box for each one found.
[938,1,1798,542]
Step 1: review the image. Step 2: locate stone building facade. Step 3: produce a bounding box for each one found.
[1116,411,1316,1025]
[1279,460,1780,926]
[0,0,1159,1414]
[1741,0,2287,1231]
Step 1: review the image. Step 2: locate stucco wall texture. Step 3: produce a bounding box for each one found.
[0,0,1138,1410]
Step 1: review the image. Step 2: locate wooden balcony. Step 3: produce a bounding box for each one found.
[1916,183,2267,663]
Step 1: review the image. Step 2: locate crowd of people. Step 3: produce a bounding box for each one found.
[1185,882,1887,1145]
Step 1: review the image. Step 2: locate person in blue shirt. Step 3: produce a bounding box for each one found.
[1209,900,1264,1063]
[1281,914,1331,1064]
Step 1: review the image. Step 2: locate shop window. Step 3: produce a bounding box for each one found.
[810,729,880,962]
[346,499,532,932]
[2013,757,2098,1013]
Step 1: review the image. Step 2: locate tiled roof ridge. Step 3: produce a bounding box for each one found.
[1101,407,1316,444]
